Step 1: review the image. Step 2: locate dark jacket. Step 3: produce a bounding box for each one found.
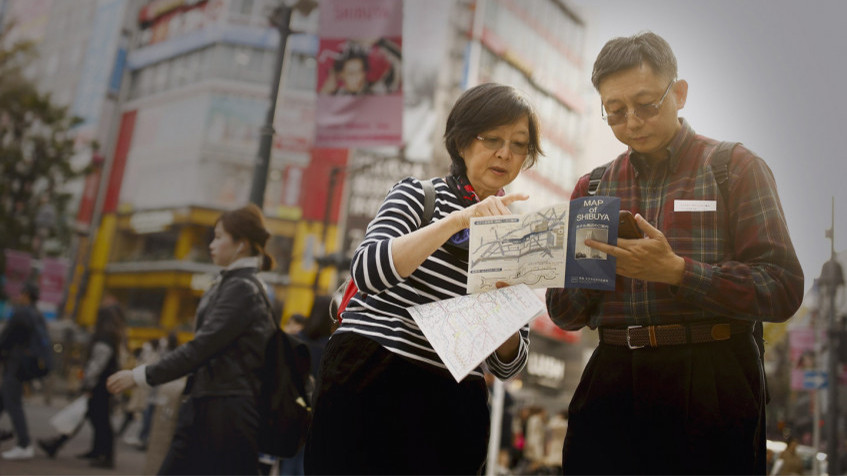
[0,305,36,366]
[144,266,275,398]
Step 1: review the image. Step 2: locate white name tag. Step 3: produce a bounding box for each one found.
[674,200,716,212]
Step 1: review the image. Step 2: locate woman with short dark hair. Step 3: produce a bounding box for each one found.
[304,82,543,475]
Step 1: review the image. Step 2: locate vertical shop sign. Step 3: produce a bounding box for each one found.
[789,328,817,390]
[341,153,426,261]
[3,249,32,302]
[315,0,403,147]
[38,257,68,319]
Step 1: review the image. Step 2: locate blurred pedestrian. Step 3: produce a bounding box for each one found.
[521,406,547,474]
[126,337,161,450]
[115,346,143,438]
[283,313,306,336]
[0,282,42,460]
[78,300,125,468]
[304,83,542,475]
[775,437,804,475]
[36,299,126,467]
[106,203,276,475]
[544,410,567,473]
[278,300,331,475]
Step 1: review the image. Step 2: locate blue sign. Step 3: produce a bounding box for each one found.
[803,371,828,389]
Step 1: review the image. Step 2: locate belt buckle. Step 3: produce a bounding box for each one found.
[626,325,645,350]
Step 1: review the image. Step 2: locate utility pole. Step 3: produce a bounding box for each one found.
[820,197,844,475]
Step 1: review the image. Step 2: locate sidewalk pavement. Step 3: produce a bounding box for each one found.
[1,392,149,475]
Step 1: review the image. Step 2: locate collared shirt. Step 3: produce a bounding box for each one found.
[546,119,804,329]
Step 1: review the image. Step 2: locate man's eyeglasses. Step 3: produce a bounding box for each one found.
[601,80,676,126]
[475,136,530,156]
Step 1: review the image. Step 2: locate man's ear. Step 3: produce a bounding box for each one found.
[673,79,688,110]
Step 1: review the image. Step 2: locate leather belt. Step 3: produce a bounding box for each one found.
[599,322,753,350]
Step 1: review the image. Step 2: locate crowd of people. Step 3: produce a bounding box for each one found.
[1,29,805,475]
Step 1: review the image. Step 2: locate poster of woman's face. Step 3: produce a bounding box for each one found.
[317,38,402,96]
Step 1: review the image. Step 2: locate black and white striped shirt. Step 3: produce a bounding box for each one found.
[336,176,530,381]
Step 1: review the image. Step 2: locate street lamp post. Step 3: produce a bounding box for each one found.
[820,198,844,475]
[249,0,318,208]
[821,258,843,474]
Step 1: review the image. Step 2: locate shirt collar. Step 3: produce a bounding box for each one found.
[629,118,694,176]
[224,256,260,271]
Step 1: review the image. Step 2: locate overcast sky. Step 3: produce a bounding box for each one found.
[570,0,847,291]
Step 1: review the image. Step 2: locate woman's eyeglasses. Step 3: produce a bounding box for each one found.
[475,136,530,156]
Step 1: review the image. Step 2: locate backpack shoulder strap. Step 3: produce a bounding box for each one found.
[421,178,436,225]
[709,141,739,203]
[707,142,766,376]
[231,274,277,329]
[587,161,612,196]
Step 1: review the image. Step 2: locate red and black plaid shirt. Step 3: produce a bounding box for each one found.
[546,119,804,330]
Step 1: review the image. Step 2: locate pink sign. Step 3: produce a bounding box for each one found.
[316,0,403,147]
[3,249,33,301]
[789,328,817,390]
[38,257,68,306]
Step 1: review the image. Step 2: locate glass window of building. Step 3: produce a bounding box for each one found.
[285,54,316,92]
[231,0,255,16]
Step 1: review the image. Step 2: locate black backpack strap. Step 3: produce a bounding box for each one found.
[709,141,767,399]
[587,161,612,196]
[421,178,436,225]
[709,141,738,203]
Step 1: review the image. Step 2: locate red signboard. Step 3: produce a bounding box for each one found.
[103,110,137,214]
[299,148,349,222]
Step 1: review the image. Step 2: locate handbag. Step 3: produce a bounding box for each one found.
[49,395,88,435]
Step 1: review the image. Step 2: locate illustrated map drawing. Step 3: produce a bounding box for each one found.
[467,204,568,294]
[407,284,545,382]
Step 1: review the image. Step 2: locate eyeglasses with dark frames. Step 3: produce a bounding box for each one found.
[475,136,530,156]
[601,79,676,126]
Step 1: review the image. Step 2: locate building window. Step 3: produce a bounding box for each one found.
[230,0,255,16]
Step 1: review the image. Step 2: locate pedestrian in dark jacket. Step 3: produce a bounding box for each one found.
[0,283,41,460]
[36,297,125,467]
[80,300,125,468]
[107,203,276,475]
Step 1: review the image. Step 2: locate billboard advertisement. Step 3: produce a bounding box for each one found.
[315,0,403,147]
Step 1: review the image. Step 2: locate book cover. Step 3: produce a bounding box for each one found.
[564,196,619,291]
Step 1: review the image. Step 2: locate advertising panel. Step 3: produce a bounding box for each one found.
[38,257,68,319]
[315,0,403,147]
[341,152,426,261]
[3,249,32,304]
[789,328,817,390]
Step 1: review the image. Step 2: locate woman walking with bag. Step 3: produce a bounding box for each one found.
[38,297,125,466]
[79,302,125,468]
[107,204,276,475]
[304,82,542,475]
